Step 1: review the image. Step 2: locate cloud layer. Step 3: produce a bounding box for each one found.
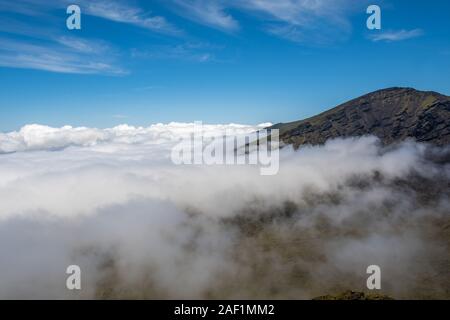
[0,123,449,299]
[0,123,269,154]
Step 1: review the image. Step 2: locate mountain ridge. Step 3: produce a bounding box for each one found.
[271,87,450,147]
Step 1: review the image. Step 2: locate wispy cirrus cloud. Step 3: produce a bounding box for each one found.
[0,0,174,74]
[55,36,110,54]
[369,29,425,42]
[0,0,54,17]
[169,0,239,31]
[131,42,220,63]
[0,37,126,75]
[0,0,181,35]
[77,0,182,35]
[0,12,125,74]
[167,0,366,44]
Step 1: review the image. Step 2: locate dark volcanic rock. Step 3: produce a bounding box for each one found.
[313,290,394,300]
[271,88,450,148]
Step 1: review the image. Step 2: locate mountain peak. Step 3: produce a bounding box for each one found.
[354,86,448,100]
[273,88,450,147]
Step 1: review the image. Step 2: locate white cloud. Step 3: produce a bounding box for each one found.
[0,37,125,75]
[130,42,219,63]
[173,0,239,31]
[0,123,269,154]
[168,0,364,44]
[0,1,128,75]
[369,29,424,42]
[55,36,109,54]
[0,0,181,74]
[0,0,180,35]
[78,0,181,35]
[239,0,346,26]
[0,123,448,298]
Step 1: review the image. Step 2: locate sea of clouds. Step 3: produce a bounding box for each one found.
[0,123,449,299]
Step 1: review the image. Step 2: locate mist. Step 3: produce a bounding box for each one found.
[0,123,449,299]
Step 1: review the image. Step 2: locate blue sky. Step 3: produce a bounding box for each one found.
[1,0,450,131]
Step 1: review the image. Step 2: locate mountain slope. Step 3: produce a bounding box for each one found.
[272,88,450,148]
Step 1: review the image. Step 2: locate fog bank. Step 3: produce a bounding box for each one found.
[0,124,448,299]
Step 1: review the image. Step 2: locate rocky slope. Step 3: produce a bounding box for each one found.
[271,88,450,148]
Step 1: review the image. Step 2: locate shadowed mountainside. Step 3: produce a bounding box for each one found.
[271,88,450,148]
